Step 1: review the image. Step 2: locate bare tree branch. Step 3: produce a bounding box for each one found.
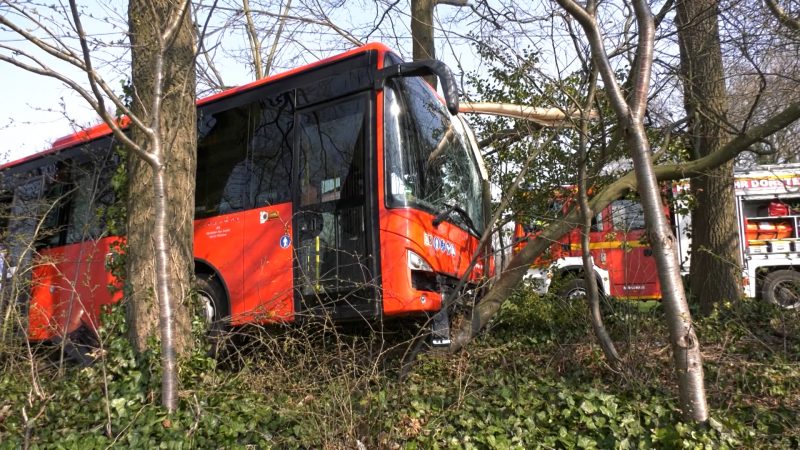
[243,0,265,79]
[765,0,800,32]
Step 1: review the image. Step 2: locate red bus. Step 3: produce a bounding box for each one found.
[514,194,662,300]
[0,43,491,347]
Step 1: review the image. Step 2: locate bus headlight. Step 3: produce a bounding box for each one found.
[408,250,433,272]
[408,250,438,293]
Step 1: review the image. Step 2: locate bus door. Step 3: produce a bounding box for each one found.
[607,199,660,299]
[293,94,376,320]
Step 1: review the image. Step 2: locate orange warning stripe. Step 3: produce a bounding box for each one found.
[568,240,649,250]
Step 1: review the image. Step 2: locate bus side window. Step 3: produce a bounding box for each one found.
[9,176,45,258]
[248,92,293,207]
[196,106,250,218]
[66,166,112,243]
[37,162,73,248]
[0,194,12,241]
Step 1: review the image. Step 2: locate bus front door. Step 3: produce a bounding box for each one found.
[293,95,377,320]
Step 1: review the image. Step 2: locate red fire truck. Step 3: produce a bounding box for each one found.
[675,165,800,308]
[514,193,662,300]
[0,43,492,347]
[516,165,800,307]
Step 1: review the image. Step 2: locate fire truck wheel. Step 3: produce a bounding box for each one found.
[195,274,230,354]
[558,278,589,301]
[763,270,800,309]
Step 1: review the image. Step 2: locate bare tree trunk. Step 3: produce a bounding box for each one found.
[676,0,741,315]
[409,0,467,88]
[555,0,708,422]
[128,0,196,412]
[575,69,622,370]
[242,0,264,79]
[264,0,293,77]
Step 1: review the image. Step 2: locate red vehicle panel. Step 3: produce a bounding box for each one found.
[515,195,662,300]
[28,237,122,340]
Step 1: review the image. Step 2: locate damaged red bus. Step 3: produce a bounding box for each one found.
[0,43,491,348]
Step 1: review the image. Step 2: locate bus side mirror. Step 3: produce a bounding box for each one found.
[375,60,460,116]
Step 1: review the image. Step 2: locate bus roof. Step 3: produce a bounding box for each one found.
[1,42,392,171]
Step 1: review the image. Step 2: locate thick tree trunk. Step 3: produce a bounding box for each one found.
[676,0,742,314]
[411,0,437,88]
[127,0,196,357]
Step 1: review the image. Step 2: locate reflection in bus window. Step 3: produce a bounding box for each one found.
[248,93,293,207]
[196,106,249,218]
[38,163,72,248]
[66,142,116,244]
[296,96,368,296]
[297,98,365,207]
[384,77,484,233]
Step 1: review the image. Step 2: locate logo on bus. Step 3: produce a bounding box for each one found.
[424,233,456,256]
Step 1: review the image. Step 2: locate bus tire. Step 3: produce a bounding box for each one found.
[61,324,99,367]
[763,270,800,309]
[558,278,589,301]
[195,274,230,355]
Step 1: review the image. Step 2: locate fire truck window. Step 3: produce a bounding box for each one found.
[196,106,250,218]
[591,212,603,232]
[248,92,293,207]
[610,199,646,231]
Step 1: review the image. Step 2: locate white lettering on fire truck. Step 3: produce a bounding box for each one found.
[734,176,800,191]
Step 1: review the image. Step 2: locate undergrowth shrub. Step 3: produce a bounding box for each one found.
[0,286,797,448]
[0,306,296,449]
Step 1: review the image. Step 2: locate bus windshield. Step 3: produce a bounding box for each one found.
[384,77,485,234]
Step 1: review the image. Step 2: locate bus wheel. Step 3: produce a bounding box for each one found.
[195,274,229,355]
[558,278,589,301]
[60,324,99,367]
[763,270,800,309]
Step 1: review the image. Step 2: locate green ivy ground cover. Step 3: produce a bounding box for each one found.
[0,290,797,449]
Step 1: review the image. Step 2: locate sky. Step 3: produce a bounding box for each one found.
[0,0,130,164]
[0,0,633,166]
[0,70,100,163]
[0,0,484,165]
